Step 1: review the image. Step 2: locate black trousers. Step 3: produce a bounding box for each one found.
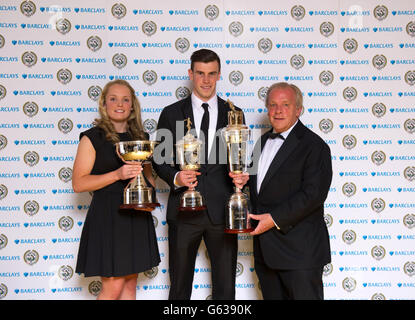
[167,211,237,300]
[254,247,324,300]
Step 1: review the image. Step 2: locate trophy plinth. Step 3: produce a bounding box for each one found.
[222,100,253,233]
[115,140,160,212]
[176,119,207,212]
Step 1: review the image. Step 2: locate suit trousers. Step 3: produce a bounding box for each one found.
[254,246,324,300]
[167,211,237,300]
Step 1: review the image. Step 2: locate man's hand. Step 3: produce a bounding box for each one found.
[229,172,249,190]
[176,170,201,188]
[249,213,276,235]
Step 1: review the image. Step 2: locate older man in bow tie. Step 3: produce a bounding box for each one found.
[246,82,333,300]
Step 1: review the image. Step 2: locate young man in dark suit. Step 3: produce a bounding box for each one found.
[248,82,333,300]
[153,49,243,300]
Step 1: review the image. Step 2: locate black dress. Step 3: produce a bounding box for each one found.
[75,127,160,277]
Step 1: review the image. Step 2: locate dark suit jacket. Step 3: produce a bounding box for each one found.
[249,120,332,270]
[153,95,241,224]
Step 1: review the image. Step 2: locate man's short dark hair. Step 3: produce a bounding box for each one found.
[190,49,221,71]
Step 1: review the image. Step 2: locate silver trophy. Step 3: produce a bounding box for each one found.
[115,140,160,212]
[221,100,253,233]
[176,118,207,212]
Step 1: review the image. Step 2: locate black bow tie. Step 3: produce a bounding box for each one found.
[266,131,285,140]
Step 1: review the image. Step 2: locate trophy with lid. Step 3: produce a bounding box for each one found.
[176,118,207,211]
[115,140,160,212]
[221,100,253,233]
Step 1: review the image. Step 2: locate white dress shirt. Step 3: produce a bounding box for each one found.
[191,93,218,156]
[257,120,298,193]
[173,93,218,187]
[256,120,298,230]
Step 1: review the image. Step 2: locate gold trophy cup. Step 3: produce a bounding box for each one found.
[221,100,253,233]
[176,118,207,211]
[115,140,160,212]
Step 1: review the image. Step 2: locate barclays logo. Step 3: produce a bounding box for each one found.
[21,24,51,30]
[225,10,255,16]
[75,24,105,30]
[364,43,393,49]
[276,43,305,48]
[49,41,80,47]
[374,27,403,32]
[0,56,18,62]
[109,75,139,81]
[0,73,18,79]
[397,187,415,192]
[169,59,190,65]
[307,92,337,97]
[73,7,105,14]
[134,9,163,15]
[39,6,70,13]
[311,10,337,16]
[50,90,81,96]
[0,157,20,162]
[0,123,19,128]
[341,27,370,32]
[43,254,75,260]
[341,10,370,16]
[22,73,53,80]
[371,123,400,129]
[250,26,279,32]
[108,25,139,31]
[194,43,222,49]
[75,58,106,63]
[339,76,368,81]
[109,42,139,48]
[134,59,163,64]
[14,288,45,294]
[12,40,44,46]
[309,43,337,48]
[194,27,223,32]
[0,172,20,178]
[0,106,19,112]
[285,27,314,32]
[24,221,55,228]
[0,23,17,28]
[340,108,368,113]
[364,92,393,97]
[0,206,20,211]
[169,10,198,15]
[0,6,17,11]
[76,74,106,80]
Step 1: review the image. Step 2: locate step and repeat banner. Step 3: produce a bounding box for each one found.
[0,0,414,300]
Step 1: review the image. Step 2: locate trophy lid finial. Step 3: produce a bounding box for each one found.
[185,117,192,134]
[227,99,236,111]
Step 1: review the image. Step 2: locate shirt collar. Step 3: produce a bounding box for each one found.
[191,93,218,111]
[273,119,298,140]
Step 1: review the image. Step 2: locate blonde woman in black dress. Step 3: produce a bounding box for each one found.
[72,80,160,300]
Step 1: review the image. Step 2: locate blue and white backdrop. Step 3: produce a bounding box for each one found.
[0,0,414,300]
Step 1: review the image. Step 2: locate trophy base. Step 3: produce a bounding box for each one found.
[178,205,207,212]
[179,189,206,213]
[120,203,160,212]
[122,185,160,212]
[224,228,254,234]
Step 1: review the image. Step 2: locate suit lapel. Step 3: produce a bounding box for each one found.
[258,121,303,194]
[216,97,227,132]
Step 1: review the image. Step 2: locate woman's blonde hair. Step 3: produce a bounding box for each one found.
[94,79,146,143]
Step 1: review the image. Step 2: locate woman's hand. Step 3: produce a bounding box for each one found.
[116,162,143,180]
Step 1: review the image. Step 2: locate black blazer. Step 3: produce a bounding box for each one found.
[249,120,332,270]
[153,95,241,224]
